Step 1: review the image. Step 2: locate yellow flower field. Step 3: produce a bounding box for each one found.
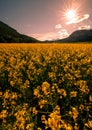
[0,43,92,130]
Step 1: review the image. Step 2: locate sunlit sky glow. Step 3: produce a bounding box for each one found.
[0,0,92,41]
[65,9,77,20]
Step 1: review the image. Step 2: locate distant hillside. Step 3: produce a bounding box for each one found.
[56,29,92,43]
[0,21,39,43]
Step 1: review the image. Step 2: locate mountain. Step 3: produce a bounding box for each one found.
[56,29,92,43]
[0,21,39,43]
[1,21,92,43]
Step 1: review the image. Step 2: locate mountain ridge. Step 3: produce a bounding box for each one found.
[0,21,39,43]
[0,21,92,43]
[55,29,92,43]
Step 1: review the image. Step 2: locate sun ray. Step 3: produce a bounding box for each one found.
[59,0,85,24]
[65,9,76,20]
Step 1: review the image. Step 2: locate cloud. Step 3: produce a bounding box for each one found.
[78,25,91,30]
[58,29,69,39]
[55,24,62,29]
[29,30,69,41]
[66,14,90,25]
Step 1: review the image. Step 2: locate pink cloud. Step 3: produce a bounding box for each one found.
[78,25,91,30]
[58,29,69,39]
[66,14,90,25]
[28,29,69,41]
[55,24,62,29]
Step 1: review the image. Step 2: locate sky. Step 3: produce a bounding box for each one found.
[0,0,92,41]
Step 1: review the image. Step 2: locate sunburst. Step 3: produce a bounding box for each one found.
[65,9,76,20]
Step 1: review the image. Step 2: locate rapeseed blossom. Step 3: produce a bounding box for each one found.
[0,44,92,129]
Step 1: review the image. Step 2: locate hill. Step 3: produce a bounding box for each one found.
[0,21,39,43]
[1,21,92,43]
[56,29,92,43]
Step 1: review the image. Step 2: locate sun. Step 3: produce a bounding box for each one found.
[66,9,76,20]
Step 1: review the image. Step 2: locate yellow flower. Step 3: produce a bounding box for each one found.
[70,91,77,98]
[46,106,61,129]
[79,104,84,110]
[78,80,89,94]
[85,120,92,128]
[69,107,79,121]
[34,88,39,96]
[0,110,7,119]
[89,95,92,102]
[38,99,47,109]
[37,127,42,130]
[41,115,46,123]
[0,91,3,97]
[10,80,15,87]
[26,123,34,130]
[4,91,9,99]
[42,82,50,95]
[11,92,18,99]
[58,89,67,97]
[74,123,79,130]
[32,107,38,115]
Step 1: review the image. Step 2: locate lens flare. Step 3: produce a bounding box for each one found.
[60,0,90,25]
[66,9,76,20]
[66,14,90,25]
